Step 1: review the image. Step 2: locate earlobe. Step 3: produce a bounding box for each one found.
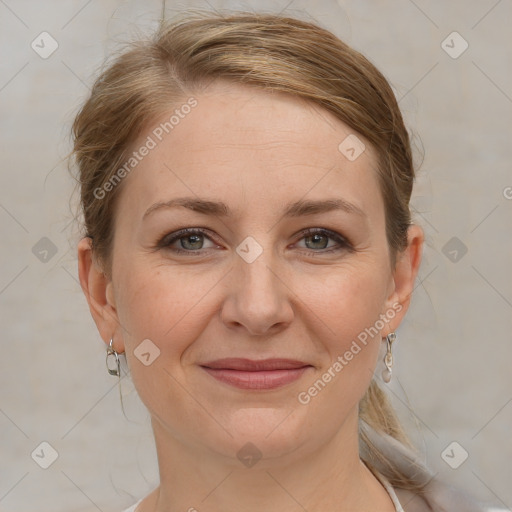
[77,237,122,349]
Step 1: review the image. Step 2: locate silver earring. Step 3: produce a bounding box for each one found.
[382,332,396,383]
[106,338,121,377]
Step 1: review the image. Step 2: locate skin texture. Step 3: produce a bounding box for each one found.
[78,81,423,512]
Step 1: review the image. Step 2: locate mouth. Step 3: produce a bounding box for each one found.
[200,358,313,390]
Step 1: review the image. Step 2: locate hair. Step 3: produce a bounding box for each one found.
[72,11,424,492]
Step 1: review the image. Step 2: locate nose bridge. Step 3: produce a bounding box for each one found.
[221,239,293,335]
[240,254,279,302]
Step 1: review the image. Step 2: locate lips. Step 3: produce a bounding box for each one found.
[201,358,310,371]
[200,358,312,390]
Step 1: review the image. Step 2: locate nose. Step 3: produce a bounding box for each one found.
[220,251,294,336]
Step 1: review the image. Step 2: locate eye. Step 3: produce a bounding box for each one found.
[158,228,220,254]
[295,228,351,253]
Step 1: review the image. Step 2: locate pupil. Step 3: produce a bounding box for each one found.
[311,233,326,249]
[182,234,203,250]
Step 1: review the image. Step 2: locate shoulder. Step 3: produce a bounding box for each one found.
[394,480,510,512]
[360,421,508,512]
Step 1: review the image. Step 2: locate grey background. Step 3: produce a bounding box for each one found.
[0,1,511,511]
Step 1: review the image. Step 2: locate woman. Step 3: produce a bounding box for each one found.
[73,11,503,512]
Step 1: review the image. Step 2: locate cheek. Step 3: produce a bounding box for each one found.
[297,262,389,389]
[114,264,220,358]
[112,266,217,418]
[304,262,389,342]
[283,261,391,448]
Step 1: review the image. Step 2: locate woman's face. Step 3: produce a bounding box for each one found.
[80,81,420,465]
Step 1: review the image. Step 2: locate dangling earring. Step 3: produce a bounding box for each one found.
[382,332,396,383]
[106,338,121,377]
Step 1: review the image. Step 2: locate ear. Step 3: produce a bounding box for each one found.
[382,224,424,335]
[77,237,124,353]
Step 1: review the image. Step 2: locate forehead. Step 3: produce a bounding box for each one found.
[117,81,383,220]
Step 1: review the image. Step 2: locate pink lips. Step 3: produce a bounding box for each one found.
[200,358,312,390]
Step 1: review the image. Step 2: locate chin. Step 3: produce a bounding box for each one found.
[202,407,311,465]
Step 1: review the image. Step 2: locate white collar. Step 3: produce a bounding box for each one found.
[373,470,405,512]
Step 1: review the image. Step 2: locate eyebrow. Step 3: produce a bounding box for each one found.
[143,196,366,220]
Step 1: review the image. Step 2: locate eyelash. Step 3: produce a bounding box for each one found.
[157,227,353,256]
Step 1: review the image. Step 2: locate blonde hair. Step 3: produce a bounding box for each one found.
[72,11,425,492]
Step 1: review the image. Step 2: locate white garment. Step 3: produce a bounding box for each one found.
[374,471,405,512]
[120,474,404,512]
[122,498,142,512]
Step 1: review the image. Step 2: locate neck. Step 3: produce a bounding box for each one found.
[142,409,395,512]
